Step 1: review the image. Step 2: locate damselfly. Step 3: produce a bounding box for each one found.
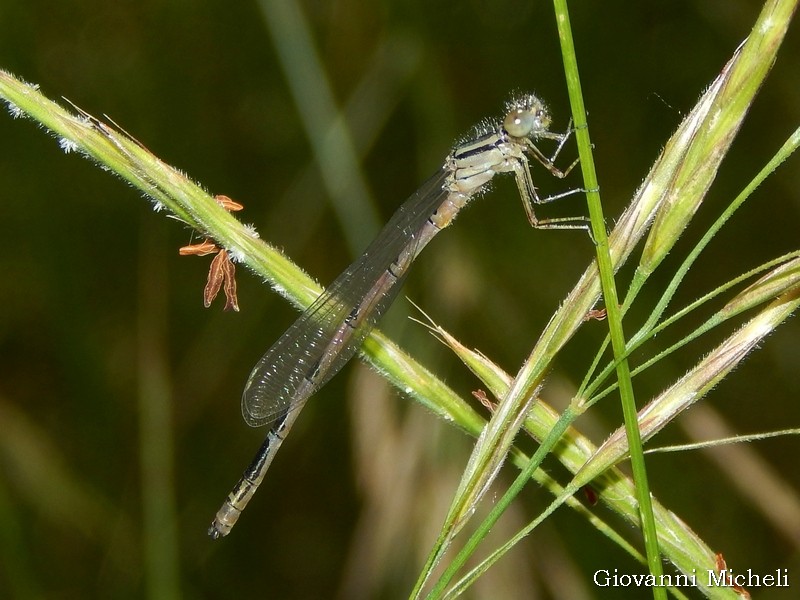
[209,92,584,538]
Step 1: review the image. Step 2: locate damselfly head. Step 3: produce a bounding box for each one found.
[502,93,551,140]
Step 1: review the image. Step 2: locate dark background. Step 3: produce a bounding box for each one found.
[1,1,799,598]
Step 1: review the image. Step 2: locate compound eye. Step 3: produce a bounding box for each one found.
[503,108,536,137]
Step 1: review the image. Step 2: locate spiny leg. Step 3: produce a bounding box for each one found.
[532,118,584,179]
[512,154,589,231]
[538,118,574,163]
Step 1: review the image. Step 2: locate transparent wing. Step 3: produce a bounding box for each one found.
[242,169,450,428]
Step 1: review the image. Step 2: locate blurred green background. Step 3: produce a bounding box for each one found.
[1,1,800,598]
